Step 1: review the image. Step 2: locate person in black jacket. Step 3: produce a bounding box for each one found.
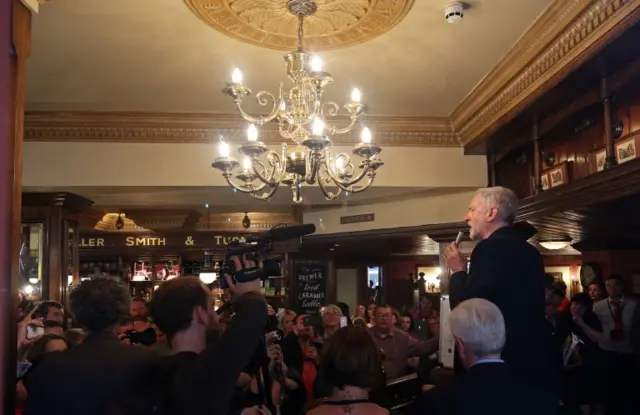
[443,187,557,408]
[151,254,268,415]
[23,277,157,415]
[419,298,541,415]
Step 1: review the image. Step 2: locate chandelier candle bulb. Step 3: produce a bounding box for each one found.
[351,88,361,103]
[312,118,325,136]
[231,68,243,84]
[310,55,323,72]
[247,124,258,142]
[219,141,230,158]
[361,127,372,143]
[243,156,252,170]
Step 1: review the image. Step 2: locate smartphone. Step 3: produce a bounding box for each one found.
[265,330,282,346]
[339,316,348,328]
[302,316,314,327]
[26,325,44,340]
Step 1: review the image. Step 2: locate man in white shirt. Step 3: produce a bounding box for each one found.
[593,275,638,414]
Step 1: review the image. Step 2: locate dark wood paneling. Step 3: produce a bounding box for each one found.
[491,23,640,197]
[496,91,640,198]
[494,149,532,199]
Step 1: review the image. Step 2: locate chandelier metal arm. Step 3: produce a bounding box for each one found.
[247,182,280,201]
[277,120,296,141]
[234,84,284,126]
[325,151,370,187]
[317,168,342,200]
[341,173,376,194]
[304,151,321,184]
[223,173,269,194]
[320,101,340,117]
[324,115,358,135]
[251,158,277,186]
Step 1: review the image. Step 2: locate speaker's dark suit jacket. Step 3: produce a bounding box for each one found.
[419,362,543,415]
[449,226,556,392]
[23,331,157,415]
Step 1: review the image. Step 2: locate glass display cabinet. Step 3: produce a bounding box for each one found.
[22,193,93,303]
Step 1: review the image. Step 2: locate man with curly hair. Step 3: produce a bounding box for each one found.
[23,276,157,415]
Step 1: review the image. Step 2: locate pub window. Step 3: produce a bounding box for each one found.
[368,266,381,288]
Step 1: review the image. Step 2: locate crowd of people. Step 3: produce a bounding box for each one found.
[11,186,640,415]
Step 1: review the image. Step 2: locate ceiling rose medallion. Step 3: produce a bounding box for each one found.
[211,0,385,203]
[184,0,414,51]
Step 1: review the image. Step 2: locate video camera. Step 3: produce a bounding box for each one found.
[220,223,316,288]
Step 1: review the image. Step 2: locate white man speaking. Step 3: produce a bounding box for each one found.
[443,186,558,411]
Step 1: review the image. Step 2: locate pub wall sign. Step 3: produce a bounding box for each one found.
[78,233,251,250]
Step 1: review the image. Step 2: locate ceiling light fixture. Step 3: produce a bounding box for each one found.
[539,239,572,250]
[115,212,125,230]
[212,0,383,203]
[242,212,251,229]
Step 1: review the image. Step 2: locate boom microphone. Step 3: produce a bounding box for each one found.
[237,223,317,245]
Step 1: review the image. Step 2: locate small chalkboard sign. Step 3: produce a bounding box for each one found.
[294,261,327,315]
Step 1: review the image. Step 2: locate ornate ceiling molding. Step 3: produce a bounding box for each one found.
[452,0,640,149]
[184,0,414,51]
[24,111,459,147]
[24,1,638,153]
[89,210,297,232]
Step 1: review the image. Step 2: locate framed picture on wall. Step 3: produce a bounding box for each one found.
[541,173,550,190]
[616,135,638,164]
[595,149,607,172]
[550,167,564,187]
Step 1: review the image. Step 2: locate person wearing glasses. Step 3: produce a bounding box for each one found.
[368,305,438,379]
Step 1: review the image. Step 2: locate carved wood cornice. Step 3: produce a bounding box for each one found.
[452,0,640,150]
[23,111,459,147]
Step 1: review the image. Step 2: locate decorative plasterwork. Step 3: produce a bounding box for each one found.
[452,0,640,148]
[24,111,459,147]
[184,0,414,51]
[90,211,297,232]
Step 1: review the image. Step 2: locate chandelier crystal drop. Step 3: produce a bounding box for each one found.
[211,0,384,203]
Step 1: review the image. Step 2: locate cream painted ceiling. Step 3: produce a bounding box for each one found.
[26,0,553,116]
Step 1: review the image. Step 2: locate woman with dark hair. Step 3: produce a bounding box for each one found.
[398,312,416,338]
[308,327,389,415]
[564,292,605,415]
[366,301,377,328]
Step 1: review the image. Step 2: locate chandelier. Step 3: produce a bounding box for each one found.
[211,0,384,203]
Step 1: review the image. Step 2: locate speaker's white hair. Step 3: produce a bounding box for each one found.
[475,186,519,225]
[450,298,505,357]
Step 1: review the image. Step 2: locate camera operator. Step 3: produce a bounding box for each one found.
[150,254,268,415]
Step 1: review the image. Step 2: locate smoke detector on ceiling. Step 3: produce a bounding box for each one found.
[445,2,464,23]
